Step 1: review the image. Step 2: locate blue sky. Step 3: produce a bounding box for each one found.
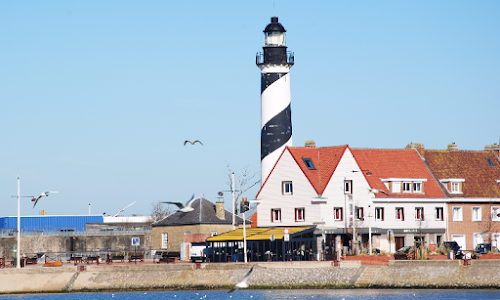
[1,1,499,218]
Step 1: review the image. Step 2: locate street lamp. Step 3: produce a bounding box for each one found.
[242,200,261,263]
[368,205,372,255]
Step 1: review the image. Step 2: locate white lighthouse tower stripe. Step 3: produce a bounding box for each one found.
[257,17,294,184]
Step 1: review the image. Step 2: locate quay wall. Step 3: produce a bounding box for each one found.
[1,260,500,294]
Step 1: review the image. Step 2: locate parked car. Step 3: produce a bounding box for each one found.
[474,243,491,254]
[394,246,413,260]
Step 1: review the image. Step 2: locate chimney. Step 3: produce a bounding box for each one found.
[447,143,458,151]
[39,210,47,216]
[405,142,425,157]
[485,144,500,151]
[305,140,316,147]
[216,201,225,219]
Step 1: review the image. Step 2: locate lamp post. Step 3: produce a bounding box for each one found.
[16,176,20,269]
[242,200,261,263]
[368,205,372,255]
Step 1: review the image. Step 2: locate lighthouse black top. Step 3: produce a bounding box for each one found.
[257,17,294,66]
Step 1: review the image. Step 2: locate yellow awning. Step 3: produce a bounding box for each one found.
[206,226,313,242]
[206,228,270,242]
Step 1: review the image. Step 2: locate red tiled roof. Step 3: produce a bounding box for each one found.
[351,148,445,198]
[288,145,348,195]
[423,150,500,198]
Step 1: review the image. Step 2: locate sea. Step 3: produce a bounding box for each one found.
[0,290,499,300]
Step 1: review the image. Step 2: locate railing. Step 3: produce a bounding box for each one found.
[256,51,294,65]
[0,226,152,237]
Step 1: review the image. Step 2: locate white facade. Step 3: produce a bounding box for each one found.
[256,147,448,253]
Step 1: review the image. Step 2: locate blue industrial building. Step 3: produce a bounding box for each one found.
[0,215,104,233]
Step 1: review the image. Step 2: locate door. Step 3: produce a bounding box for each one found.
[395,237,404,251]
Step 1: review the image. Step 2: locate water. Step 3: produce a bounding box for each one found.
[1,290,500,300]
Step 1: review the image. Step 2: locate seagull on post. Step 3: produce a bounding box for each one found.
[32,191,58,208]
[368,188,389,196]
[228,265,255,293]
[184,140,203,146]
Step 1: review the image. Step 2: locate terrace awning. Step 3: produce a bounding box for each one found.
[206,226,314,242]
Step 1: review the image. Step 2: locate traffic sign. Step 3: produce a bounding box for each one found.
[131,237,140,246]
[284,234,289,241]
[283,228,289,234]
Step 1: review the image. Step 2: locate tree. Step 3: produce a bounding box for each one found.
[226,164,260,217]
[150,201,173,223]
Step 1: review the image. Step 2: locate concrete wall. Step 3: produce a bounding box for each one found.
[0,234,152,258]
[2,260,500,294]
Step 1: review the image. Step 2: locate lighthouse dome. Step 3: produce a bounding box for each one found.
[264,17,286,33]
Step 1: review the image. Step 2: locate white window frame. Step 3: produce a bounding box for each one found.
[344,180,352,194]
[415,207,424,221]
[334,207,343,221]
[402,182,411,193]
[453,207,463,221]
[451,182,461,193]
[282,181,293,195]
[295,208,305,222]
[272,209,282,222]
[435,207,444,221]
[395,207,404,221]
[472,207,482,222]
[161,232,168,249]
[355,206,364,220]
[413,182,422,193]
[375,207,384,221]
[492,207,500,222]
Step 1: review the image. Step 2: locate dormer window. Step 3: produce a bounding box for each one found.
[440,179,465,194]
[302,157,315,170]
[381,178,426,194]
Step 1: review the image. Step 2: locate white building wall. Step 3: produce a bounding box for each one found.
[257,149,320,227]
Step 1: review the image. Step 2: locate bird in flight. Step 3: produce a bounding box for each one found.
[368,188,389,195]
[162,201,194,213]
[184,140,203,146]
[32,191,58,208]
[229,265,255,293]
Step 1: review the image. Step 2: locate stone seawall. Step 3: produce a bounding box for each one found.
[1,260,500,294]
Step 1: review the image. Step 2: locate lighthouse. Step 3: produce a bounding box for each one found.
[257,17,294,183]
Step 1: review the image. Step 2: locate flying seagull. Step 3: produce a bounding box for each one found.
[229,265,255,293]
[162,201,194,213]
[184,140,203,146]
[368,188,389,196]
[32,191,58,208]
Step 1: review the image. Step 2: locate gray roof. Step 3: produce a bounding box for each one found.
[152,196,245,227]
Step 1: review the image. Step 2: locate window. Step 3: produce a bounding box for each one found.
[295,208,305,222]
[415,207,424,221]
[334,207,343,221]
[486,158,496,167]
[271,209,281,222]
[492,207,500,222]
[435,207,444,221]
[375,207,384,221]
[161,233,168,249]
[344,180,352,194]
[392,182,401,193]
[472,207,482,222]
[403,182,411,193]
[210,231,217,237]
[302,157,315,169]
[413,182,422,193]
[396,207,404,221]
[355,206,364,220]
[282,181,293,195]
[451,182,461,193]
[453,207,463,221]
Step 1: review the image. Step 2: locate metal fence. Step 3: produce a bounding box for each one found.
[0,225,152,237]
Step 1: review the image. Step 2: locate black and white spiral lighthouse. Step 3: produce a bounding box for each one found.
[257,17,294,183]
